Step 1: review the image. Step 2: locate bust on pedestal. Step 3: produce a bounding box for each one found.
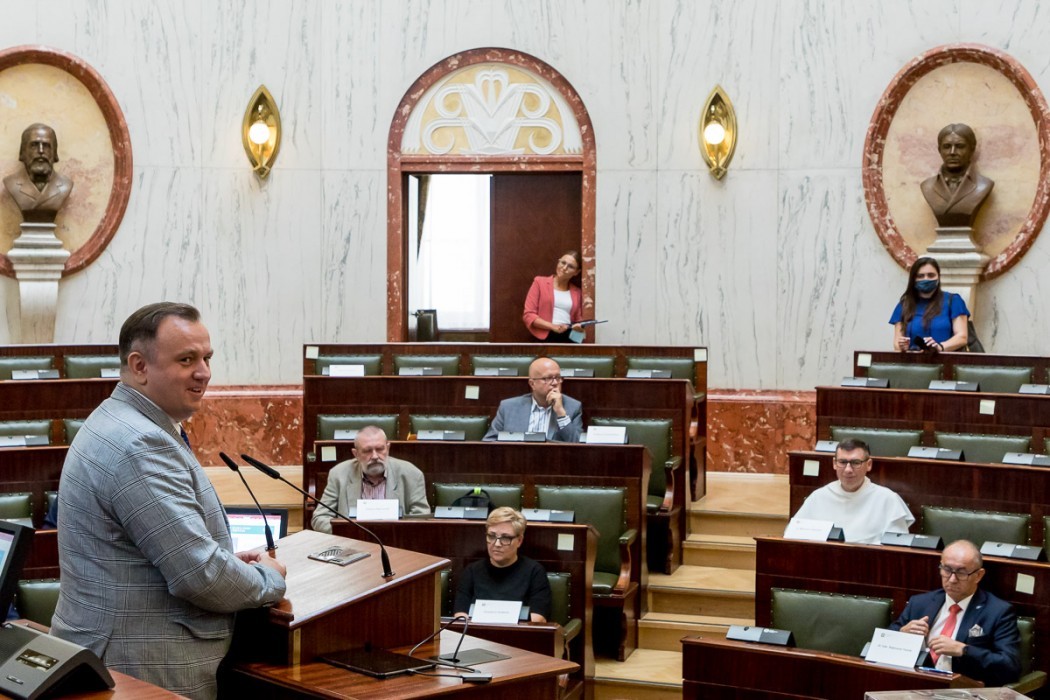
[3,123,73,343]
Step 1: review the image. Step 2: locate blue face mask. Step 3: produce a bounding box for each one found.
[915,279,939,294]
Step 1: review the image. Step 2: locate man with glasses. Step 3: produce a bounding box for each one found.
[891,540,1020,685]
[483,357,583,442]
[453,507,552,623]
[789,438,913,543]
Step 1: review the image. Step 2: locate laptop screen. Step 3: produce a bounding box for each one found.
[224,508,288,553]
[0,520,34,614]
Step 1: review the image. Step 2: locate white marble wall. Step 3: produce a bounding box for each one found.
[1,0,1048,387]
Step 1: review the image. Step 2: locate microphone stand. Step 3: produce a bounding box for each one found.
[219,451,276,556]
[240,453,396,578]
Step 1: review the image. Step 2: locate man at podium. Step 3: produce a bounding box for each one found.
[51,303,287,700]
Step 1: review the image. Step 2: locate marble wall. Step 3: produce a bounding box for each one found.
[1,0,1048,394]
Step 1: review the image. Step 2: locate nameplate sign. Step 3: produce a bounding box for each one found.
[881,532,943,550]
[840,376,889,388]
[783,517,834,542]
[471,599,523,624]
[725,625,795,647]
[416,430,465,441]
[398,367,442,376]
[1003,452,1050,467]
[586,426,628,444]
[626,369,672,379]
[356,499,400,521]
[1019,384,1050,395]
[496,431,525,442]
[560,368,594,378]
[333,429,358,441]
[100,368,120,378]
[907,446,963,461]
[10,369,59,380]
[981,541,1044,561]
[0,435,48,448]
[327,364,365,377]
[474,368,518,376]
[928,380,979,392]
[864,628,924,669]
[814,440,838,453]
[521,508,574,523]
[433,506,487,520]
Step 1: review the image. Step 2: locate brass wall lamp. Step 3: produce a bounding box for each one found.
[242,85,281,179]
[699,85,737,180]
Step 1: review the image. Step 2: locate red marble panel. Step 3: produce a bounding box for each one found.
[187,385,302,467]
[707,390,816,475]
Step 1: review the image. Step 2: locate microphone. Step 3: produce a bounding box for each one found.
[240,453,396,579]
[219,451,276,555]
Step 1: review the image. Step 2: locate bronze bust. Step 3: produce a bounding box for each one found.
[920,123,993,228]
[3,123,74,224]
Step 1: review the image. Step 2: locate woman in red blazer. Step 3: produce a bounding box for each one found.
[522,250,584,342]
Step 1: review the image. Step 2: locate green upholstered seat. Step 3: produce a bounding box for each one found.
[954,365,1033,394]
[432,483,523,510]
[314,354,382,376]
[921,506,1030,546]
[771,588,892,655]
[934,432,1031,464]
[547,571,583,646]
[45,490,58,515]
[866,362,943,390]
[63,418,85,444]
[550,355,615,378]
[1045,516,1050,548]
[590,417,676,512]
[1009,616,1047,694]
[0,356,53,380]
[830,426,921,458]
[393,354,461,375]
[470,355,536,375]
[64,354,120,378]
[0,492,33,520]
[0,420,52,445]
[537,486,632,596]
[626,356,694,384]
[15,579,61,626]
[410,415,489,441]
[316,414,398,440]
[1046,437,1050,456]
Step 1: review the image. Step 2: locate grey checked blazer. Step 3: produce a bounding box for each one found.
[51,383,286,699]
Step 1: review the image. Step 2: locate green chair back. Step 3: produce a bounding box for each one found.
[537,485,625,593]
[867,362,943,389]
[0,420,51,445]
[16,579,61,626]
[921,506,1030,546]
[550,355,615,378]
[0,356,53,380]
[410,415,489,441]
[64,355,120,379]
[626,356,694,384]
[470,355,536,376]
[590,417,672,510]
[829,426,921,458]
[547,571,572,627]
[432,483,523,510]
[314,354,382,376]
[934,432,1031,464]
[393,354,461,375]
[771,588,892,655]
[0,492,33,519]
[439,568,453,617]
[63,418,85,444]
[954,365,1033,394]
[316,414,398,440]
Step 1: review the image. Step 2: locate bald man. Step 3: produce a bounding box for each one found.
[483,357,583,442]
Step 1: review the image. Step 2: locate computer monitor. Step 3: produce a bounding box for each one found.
[0,519,34,614]
[224,507,288,552]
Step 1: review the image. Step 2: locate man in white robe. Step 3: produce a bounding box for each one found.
[790,438,914,544]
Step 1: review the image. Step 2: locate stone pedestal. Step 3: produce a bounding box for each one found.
[925,226,988,315]
[7,222,69,343]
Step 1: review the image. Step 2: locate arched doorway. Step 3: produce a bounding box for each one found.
[386,48,597,341]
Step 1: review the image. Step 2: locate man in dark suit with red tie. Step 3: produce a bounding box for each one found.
[890,539,1020,686]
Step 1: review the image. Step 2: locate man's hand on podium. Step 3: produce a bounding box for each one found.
[240,549,288,578]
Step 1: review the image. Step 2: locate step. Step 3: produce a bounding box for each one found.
[649,565,755,618]
[683,533,756,569]
[594,649,682,699]
[698,472,789,517]
[639,612,751,652]
[690,509,788,539]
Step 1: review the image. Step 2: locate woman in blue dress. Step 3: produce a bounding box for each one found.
[890,256,969,352]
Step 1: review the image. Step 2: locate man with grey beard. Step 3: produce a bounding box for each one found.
[311,425,430,533]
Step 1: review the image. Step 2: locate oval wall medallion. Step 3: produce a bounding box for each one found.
[0,45,132,278]
[863,43,1050,280]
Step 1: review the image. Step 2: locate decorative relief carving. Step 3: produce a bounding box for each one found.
[402,65,582,156]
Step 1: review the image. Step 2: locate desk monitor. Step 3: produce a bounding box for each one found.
[224,508,288,552]
[0,520,33,614]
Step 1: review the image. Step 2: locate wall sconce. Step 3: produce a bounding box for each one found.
[699,85,737,180]
[242,85,281,179]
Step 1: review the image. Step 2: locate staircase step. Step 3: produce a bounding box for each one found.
[639,612,751,652]
[594,649,682,699]
[690,510,788,538]
[649,565,755,617]
[683,534,756,569]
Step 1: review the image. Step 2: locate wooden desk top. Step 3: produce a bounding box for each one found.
[57,670,185,699]
[232,631,577,699]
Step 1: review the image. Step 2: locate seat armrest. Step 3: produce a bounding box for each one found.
[1008,671,1047,694]
[614,528,638,595]
[659,456,682,511]
[562,618,582,647]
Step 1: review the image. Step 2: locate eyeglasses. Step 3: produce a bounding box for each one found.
[938,564,981,581]
[529,375,563,384]
[486,533,517,546]
[557,259,578,271]
[833,458,869,468]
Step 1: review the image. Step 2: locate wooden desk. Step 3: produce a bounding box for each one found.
[788,450,1050,544]
[0,445,67,527]
[682,635,970,699]
[755,537,1050,674]
[0,378,116,419]
[854,349,1050,385]
[228,630,577,699]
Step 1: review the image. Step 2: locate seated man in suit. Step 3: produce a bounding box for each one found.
[454,507,552,623]
[891,539,1021,686]
[311,425,430,533]
[482,357,583,442]
[789,438,914,544]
